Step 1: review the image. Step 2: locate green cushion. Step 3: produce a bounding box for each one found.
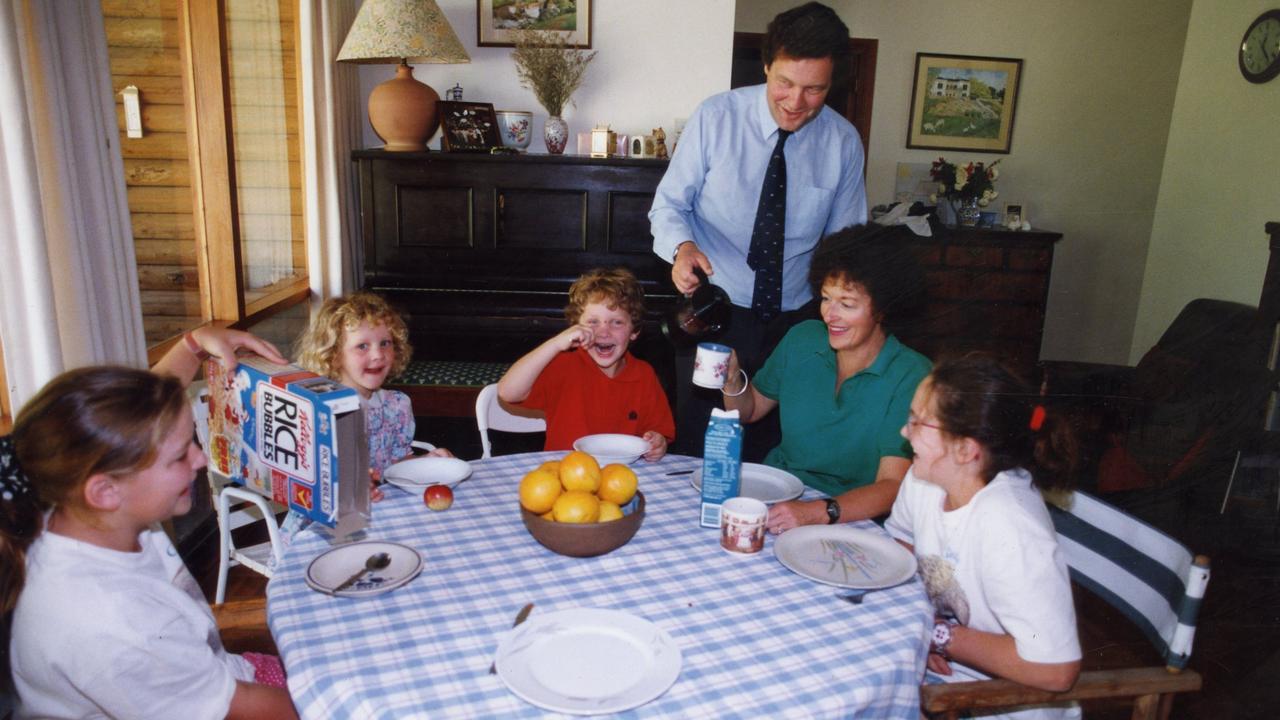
[390,360,510,388]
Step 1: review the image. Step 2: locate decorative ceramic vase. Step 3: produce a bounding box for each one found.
[544,115,568,155]
[953,196,981,227]
[496,110,533,150]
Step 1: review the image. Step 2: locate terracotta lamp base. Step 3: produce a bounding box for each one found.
[368,63,439,152]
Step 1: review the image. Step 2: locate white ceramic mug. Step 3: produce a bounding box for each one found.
[720,497,768,554]
[693,342,732,389]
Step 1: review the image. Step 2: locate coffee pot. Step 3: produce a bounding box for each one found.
[662,267,731,346]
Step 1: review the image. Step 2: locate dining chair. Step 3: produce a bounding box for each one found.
[475,383,546,458]
[189,383,287,604]
[920,490,1210,720]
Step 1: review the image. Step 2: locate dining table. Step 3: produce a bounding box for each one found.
[265,452,933,718]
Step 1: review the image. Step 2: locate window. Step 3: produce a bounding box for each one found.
[102,0,307,361]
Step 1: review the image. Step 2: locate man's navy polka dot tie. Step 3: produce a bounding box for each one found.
[747,129,791,323]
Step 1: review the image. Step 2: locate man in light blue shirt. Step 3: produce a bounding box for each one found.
[649,2,868,458]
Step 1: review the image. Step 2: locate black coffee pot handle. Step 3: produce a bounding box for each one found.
[692,265,710,290]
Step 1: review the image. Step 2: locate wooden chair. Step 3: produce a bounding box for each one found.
[921,490,1210,720]
[474,383,545,458]
[211,598,278,655]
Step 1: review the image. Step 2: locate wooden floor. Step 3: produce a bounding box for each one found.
[194,418,1280,718]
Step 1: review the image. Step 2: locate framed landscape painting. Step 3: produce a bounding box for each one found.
[477,0,591,48]
[907,53,1022,154]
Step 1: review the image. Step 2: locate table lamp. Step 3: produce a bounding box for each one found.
[337,0,470,151]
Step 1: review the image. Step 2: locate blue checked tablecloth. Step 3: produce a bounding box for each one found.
[266,453,933,719]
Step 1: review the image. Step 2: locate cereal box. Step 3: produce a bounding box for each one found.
[204,356,369,537]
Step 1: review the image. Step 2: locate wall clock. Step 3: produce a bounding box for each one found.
[1240,9,1280,83]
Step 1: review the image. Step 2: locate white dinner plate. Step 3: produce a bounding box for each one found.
[573,433,648,466]
[304,540,424,598]
[773,525,917,590]
[496,608,681,715]
[383,456,472,491]
[691,463,804,504]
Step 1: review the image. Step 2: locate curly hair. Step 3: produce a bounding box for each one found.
[564,267,647,328]
[296,292,413,381]
[808,224,925,330]
[761,2,850,83]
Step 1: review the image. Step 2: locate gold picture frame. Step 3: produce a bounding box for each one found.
[477,0,592,48]
[907,53,1023,154]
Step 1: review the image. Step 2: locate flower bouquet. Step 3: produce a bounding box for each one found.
[511,29,597,154]
[929,157,1001,226]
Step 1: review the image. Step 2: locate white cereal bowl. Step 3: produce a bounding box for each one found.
[573,433,648,466]
[382,456,473,490]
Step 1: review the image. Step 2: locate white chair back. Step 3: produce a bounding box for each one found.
[475,383,546,458]
[189,382,286,603]
[1049,491,1210,670]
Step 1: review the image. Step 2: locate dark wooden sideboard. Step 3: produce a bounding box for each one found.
[355,149,1061,391]
[895,226,1062,372]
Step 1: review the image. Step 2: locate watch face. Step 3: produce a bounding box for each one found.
[1240,10,1280,83]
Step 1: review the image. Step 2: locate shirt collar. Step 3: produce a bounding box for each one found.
[809,333,904,378]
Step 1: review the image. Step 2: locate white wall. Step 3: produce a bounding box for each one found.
[356,0,735,152]
[738,0,1192,364]
[1132,0,1280,360]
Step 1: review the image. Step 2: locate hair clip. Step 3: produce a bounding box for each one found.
[1029,404,1046,431]
[0,435,34,503]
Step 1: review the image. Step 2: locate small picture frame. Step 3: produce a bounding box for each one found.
[1004,203,1024,228]
[439,101,501,152]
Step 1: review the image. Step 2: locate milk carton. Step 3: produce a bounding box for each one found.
[699,408,743,528]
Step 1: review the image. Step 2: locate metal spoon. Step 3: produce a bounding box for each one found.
[331,551,391,594]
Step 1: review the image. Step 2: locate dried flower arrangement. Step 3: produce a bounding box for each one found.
[511,29,597,117]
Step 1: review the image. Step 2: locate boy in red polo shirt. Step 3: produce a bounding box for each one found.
[498,267,674,459]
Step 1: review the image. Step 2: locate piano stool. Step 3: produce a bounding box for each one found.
[387,360,511,418]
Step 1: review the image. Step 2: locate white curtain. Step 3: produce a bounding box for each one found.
[299,0,362,304]
[0,0,145,411]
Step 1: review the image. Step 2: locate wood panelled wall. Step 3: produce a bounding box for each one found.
[102,0,303,345]
[103,0,199,344]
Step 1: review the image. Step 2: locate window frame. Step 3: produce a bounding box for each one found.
[147,0,309,365]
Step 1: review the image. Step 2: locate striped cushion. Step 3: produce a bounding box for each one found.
[390,360,510,388]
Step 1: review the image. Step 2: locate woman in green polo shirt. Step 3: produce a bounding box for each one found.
[722,224,931,533]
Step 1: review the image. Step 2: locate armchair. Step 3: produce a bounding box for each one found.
[1041,298,1272,495]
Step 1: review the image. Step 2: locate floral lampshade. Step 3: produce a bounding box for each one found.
[337,0,470,151]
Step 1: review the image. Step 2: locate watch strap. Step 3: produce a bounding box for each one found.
[931,619,953,658]
[824,498,840,525]
[183,331,211,361]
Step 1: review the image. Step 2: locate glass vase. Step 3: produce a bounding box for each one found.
[544,115,568,155]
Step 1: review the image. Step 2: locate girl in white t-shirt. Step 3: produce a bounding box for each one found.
[0,328,298,720]
[886,353,1081,719]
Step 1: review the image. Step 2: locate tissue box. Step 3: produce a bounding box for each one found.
[699,408,743,527]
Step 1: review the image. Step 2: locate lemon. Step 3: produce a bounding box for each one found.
[559,451,601,493]
[598,464,638,505]
[519,468,562,514]
[538,460,560,475]
[598,501,623,522]
[552,489,600,523]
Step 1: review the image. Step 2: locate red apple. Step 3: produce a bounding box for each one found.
[424,484,453,511]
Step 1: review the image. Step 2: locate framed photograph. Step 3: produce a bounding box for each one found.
[439,101,501,152]
[1004,203,1024,227]
[477,0,592,48]
[906,53,1023,154]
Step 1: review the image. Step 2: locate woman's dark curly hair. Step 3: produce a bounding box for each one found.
[807,223,925,330]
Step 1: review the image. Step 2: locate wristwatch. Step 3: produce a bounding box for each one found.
[673,241,691,262]
[824,498,841,525]
[931,619,953,658]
